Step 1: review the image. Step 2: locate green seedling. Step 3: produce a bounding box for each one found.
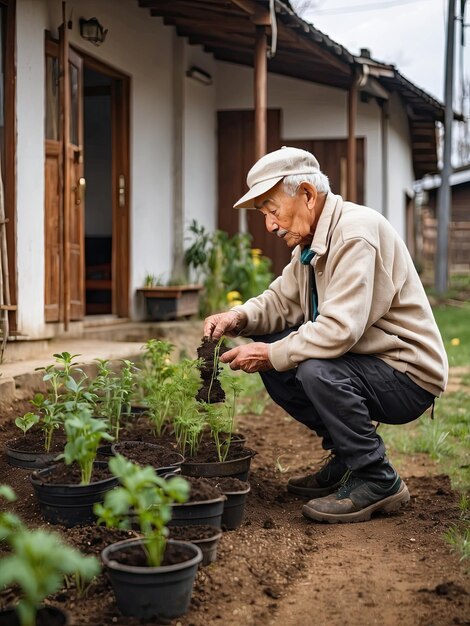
[91,359,138,441]
[15,412,40,437]
[0,486,99,626]
[32,352,87,452]
[59,409,113,485]
[203,402,232,462]
[139,339,175,396]
[95,454,190,567]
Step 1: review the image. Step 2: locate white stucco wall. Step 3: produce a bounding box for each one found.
[386,92,415,237]
[214,60,413,234]
[16,0,49,338]
[15,0,217,334]
[184,44,217,236]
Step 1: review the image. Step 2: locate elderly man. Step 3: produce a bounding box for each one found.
[203,146,447,524]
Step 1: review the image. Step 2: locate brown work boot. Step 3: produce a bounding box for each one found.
[301,474,410,524]
[287,454,349,498]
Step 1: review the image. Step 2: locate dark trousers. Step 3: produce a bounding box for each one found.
[255,327,435,481]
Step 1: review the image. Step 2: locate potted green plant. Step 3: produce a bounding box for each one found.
[4,352,88,469]
[30,409,117,527]
[182,368,255,481]
[0,485,100,626]
[95,455,202,620]
[137,272,202,321]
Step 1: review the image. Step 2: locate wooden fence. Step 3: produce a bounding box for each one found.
[421,211,470,274]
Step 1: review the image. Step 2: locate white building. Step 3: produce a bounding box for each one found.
[0,0,445,344]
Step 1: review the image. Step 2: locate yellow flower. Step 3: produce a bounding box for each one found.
[451,338,460,346]
[253,257,261,267]
[251,248,263,257]
[227,290,242,303]
[230,300,243,307]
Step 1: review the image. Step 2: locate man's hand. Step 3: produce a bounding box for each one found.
[219,342,273,373]
[203,311,245,340]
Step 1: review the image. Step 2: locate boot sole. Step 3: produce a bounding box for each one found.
[301,481,410,524]
[287,479,344,498]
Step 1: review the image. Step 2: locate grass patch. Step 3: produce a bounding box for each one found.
[433,303,470,367]
[444,494,470,572]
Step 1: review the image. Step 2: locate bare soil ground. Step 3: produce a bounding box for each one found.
[1,399,469,626]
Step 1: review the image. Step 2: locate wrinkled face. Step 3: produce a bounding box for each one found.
[254,181,321,248]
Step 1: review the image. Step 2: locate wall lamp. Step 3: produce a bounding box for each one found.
[79,17,108,46]
[186,65,213,86]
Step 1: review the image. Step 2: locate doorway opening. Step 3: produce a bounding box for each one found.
[83,66,113,315]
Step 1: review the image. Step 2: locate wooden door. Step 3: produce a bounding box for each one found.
[217,109,290,278]
[44,36,85,324]
[44,38,62,322]
[67,48,85,320]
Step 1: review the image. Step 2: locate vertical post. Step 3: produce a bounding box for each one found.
[347,79,358,203]
[436,0,456,294]
[60,1,70,330]
[254,25,267,161]
[381,100,389,219]
[171,33,186,283]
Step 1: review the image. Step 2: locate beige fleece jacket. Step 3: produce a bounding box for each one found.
[232,193,448,397]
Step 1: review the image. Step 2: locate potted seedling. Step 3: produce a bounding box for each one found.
[30,409,117,526]
[111,439,184,475]
[5,352,94,469]
[0,485,100,626]
[96,455,202,620]
[182,372,255,480]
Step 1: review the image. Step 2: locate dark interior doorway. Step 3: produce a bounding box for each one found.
[83,66,113,315]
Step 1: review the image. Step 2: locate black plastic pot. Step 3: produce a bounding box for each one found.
[0,606,69,626]
[4,438,60,470]
[101,538,202,619]
[111,440,184,475]
[169,495,226,527]
[169,525,223,566]
[30,462,118,527]
[221,484,251,530]
[181,449,255,481]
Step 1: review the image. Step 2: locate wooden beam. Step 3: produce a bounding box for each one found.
[347,79,358,203]
[254,25,267,161]
[230,0,270,24]
[60,2,71,331]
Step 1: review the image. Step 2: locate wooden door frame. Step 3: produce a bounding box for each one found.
[74,48,131,317]
[1,0,17,331]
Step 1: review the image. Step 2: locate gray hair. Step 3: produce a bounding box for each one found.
[282,172,330,196]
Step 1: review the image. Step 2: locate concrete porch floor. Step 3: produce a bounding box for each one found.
[0,320,204,409]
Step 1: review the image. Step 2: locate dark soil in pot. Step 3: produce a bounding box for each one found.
[110,539,193,567]
[169,524,220,541]
[5,428,64,453]
[206,476,250,493]
[112,440,184,472]
[34,462,112,484]
[4,429,65,469]
[185,476,222,502]
[195,337,229,403]
[169,524,222,566]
